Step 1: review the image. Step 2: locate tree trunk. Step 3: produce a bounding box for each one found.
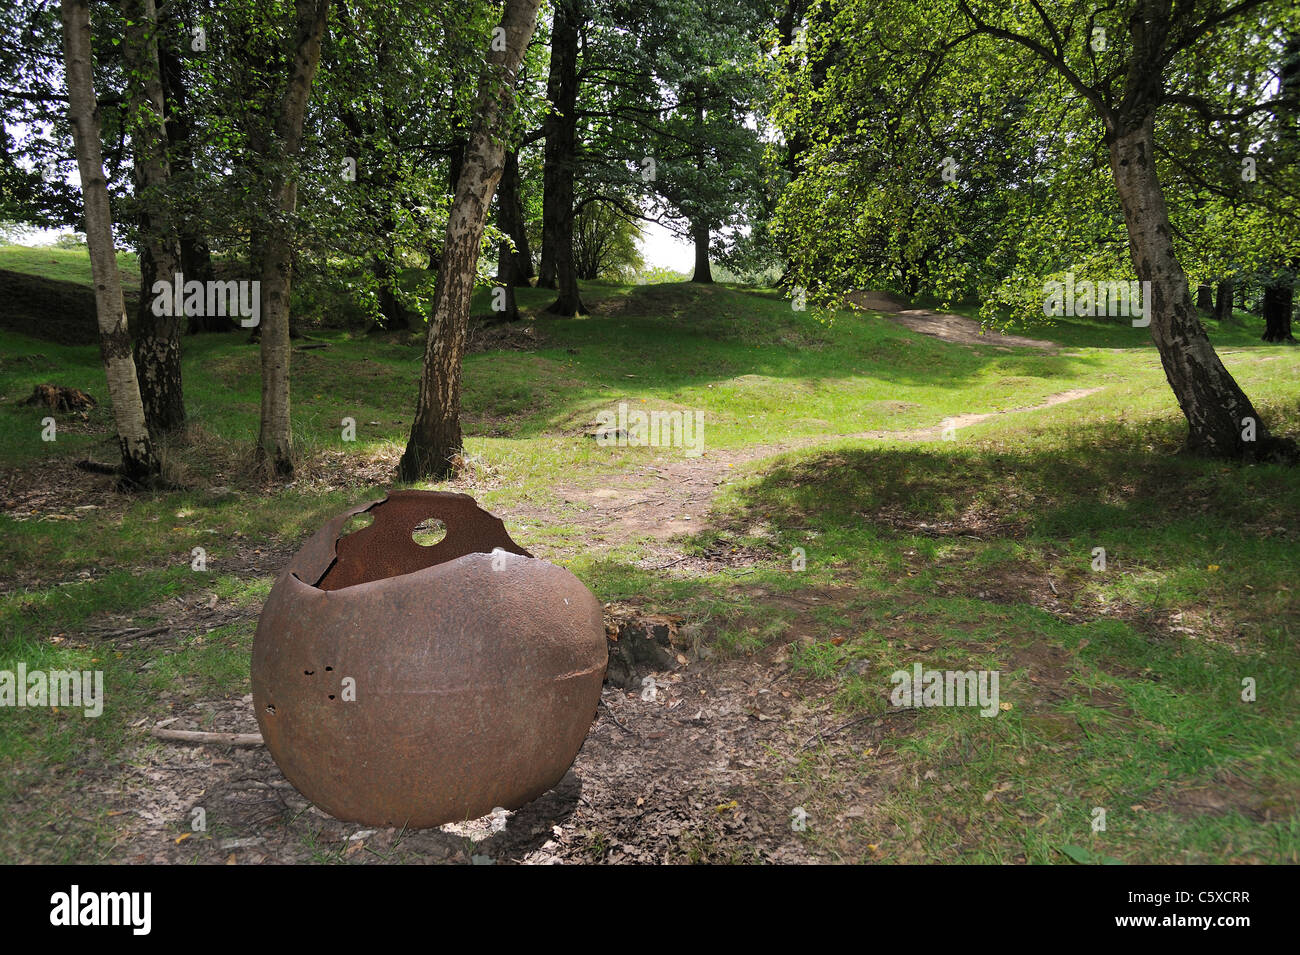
[497,150,533,286]
[158,27,216,290]
[132,243,186,431]
[398,0,543,481]
[493,153,521,321]
[691,219,713,283]
[777,0,809,183]
[537,230,556,288]
[538,110,557,291]
[1261,272,1296,343]
[449,137,467,192]
[373,255,407,330]
[689,96,713,284]
[1261,34,1298,344]
[1214,280,1234,324]
[256,0,330,478]
[376,272,407,329]
[59,0,160,487]
[1107,117,1283,460]
[372,214,409,331]
[123,0,186,434]
[159,17,223,333]
[541,0,586,315]
[1195,284,1213,311]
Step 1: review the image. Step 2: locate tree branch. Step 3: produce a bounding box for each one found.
[955,0,1113,128]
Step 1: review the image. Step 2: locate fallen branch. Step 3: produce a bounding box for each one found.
[800,710,914,750]
[597,698,638,737]
[152,728,264,746]
[95,624,169,640]
[644,555,689,571]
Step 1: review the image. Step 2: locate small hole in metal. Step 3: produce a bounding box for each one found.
[265,704,276,715]
[412,518,447,547]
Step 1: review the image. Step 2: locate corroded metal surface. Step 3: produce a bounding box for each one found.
[251,490,606,828]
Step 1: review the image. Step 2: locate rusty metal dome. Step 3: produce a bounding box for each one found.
[251,490,606,828]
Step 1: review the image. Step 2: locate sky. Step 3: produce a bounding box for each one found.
[637,219,695,272]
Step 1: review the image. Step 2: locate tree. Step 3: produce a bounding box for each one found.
[497,149,534,286]
[59,0,160,486]
[318,0,492,333]
[638,0,770,284]
[573,198,643,279]
[254,0,331,477]
[776,0,1297,461]
[398,0,544,480]
[540,0,586,314]
[1260,29,1298,344]
[952,0,1293,457]
[122,0,186,433]
[160,32,216,290]
[2,2,90,231]
[156,1,219,330]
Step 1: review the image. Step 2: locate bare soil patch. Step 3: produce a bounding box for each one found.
[846,290,1058,351]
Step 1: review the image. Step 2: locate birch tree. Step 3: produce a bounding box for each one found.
[59,0,161,487]
[398,0,544,480]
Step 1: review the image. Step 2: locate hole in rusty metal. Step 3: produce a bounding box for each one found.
[311,492,533,591]
[265,704,276,715]
[325,665,333,671]
[411,518,447,547]
[328,694,336,701]
[304,669,314,676]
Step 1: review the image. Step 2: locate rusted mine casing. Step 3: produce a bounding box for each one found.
[251,490,607,828]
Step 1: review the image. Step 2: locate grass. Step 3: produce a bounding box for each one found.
[698,433,1298,862]
[0,242,139,286]
[0,244,1297,863]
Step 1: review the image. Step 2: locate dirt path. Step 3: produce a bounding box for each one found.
[845,290,1058,351]
[846,387,1104,442]
[526,387,1104,547]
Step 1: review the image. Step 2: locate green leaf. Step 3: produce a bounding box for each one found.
[1059,844,1093,864]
